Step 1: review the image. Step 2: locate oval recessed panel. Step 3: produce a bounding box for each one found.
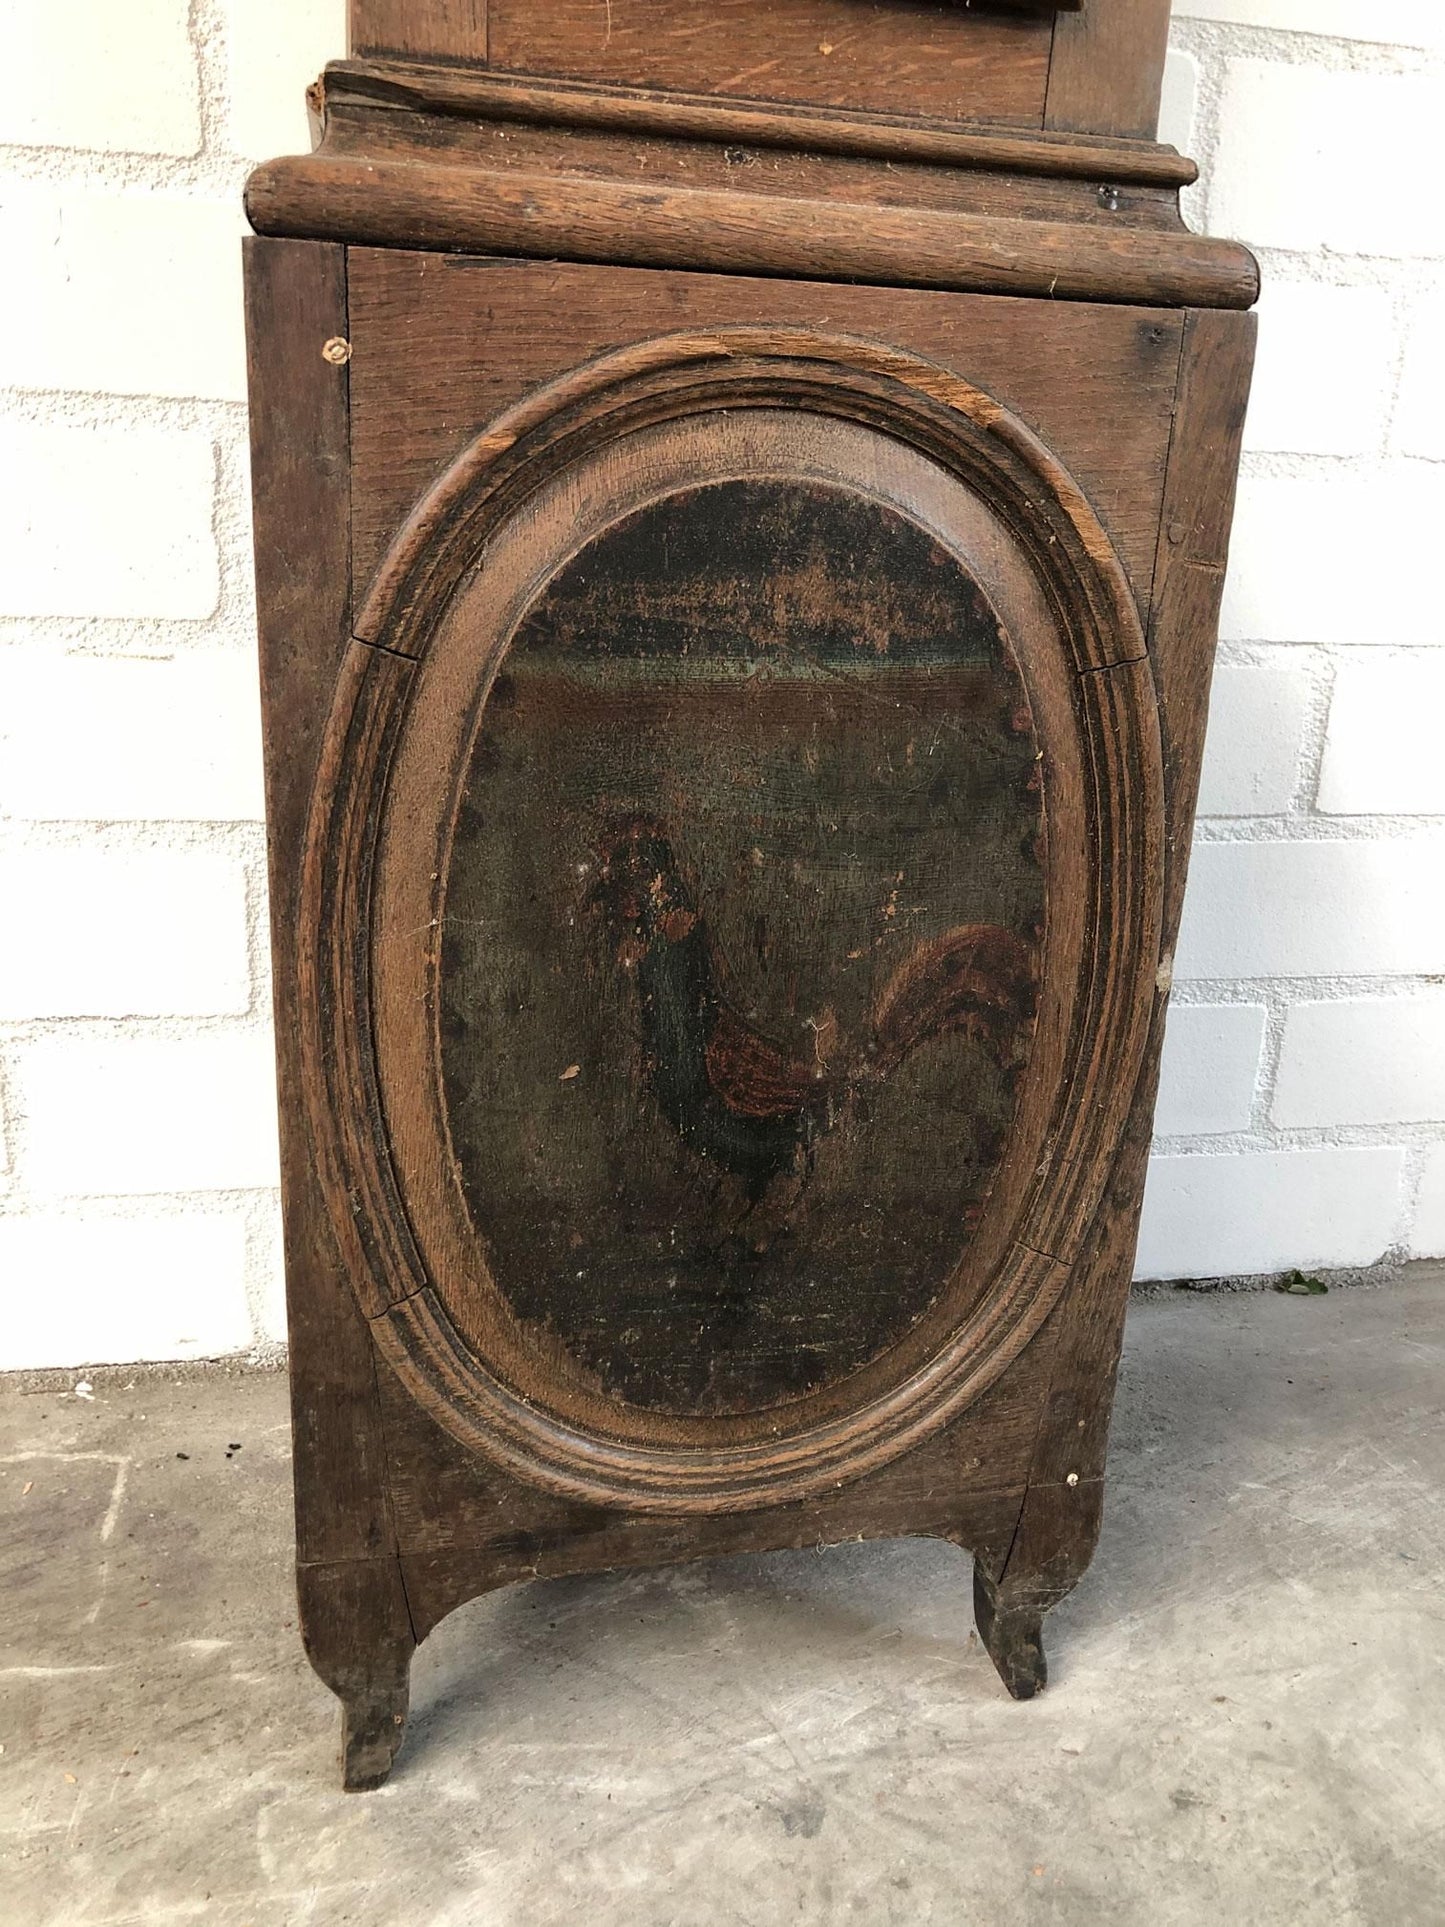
[437,475,1044,1416]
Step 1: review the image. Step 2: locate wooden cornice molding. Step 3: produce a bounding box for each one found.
[248,154,1254,310]
[320,58,1196,188]
[248,60,1256,311]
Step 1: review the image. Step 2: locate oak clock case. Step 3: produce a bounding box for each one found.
[244,0,1257,1790]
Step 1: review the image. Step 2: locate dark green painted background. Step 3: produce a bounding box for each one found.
[439,480,1045,1414]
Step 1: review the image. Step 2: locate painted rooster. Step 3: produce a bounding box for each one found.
[587,817,1035,1248]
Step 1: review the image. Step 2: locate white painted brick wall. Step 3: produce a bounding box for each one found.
[0,2,1441,1366]
[0,650,265,821]
[1221,469,1445,647]
[0,0,341,1365]
[1208,63,1445,259]
[1194,661,1312,815]
[0,841,252,1018]
[1158,2,1445,1279]
[1175,836,1445,980]
[1153,1004,1267,1136]
[1393,295,1445,461]
[2,424,221,620]
[1157,49,1200,154]
[227,0,347,161]
[1,0,203,155]
[14,1030,282,1196]
[0,188,249,403]
[1317,656,1445,816]
[1273,995,1445,1128]
[1241,282,1395,458]
[1411,1147,1445,1259]
[1177,1,1445,47]
[0,1210,254,1369]
[1135,1147,1408,1279]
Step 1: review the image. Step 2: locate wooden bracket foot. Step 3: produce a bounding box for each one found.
[340,1657,411,1791]
[298,1557,416,1791]
[973,1560,1048,1700]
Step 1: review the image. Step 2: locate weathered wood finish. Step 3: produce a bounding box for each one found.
[247,48,1253,316]
[344,251,1186,608]
[440,476,1046,1414]
[1046,0,1173,139]
[247,150,1254,311]
[351,0,487,60]
[300,311,1165,1521]
[349,0,1082,60]
[244,238,417,1791]
[346,0,1169,142]
[322,60,1194,187]
[246,0,1257,1786]
[985,304,1257,1611]
[350,0,1089,122]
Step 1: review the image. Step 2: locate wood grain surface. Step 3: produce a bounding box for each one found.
[246,151,1256,313]
[345,250,1185,611]
[347,0,1082,75]
[485,1,1054,124]
[246,237,415,1791]
[344,1,1168,142]
[351,0,487,61]
[320,58,1194,187]
[244,239,394,1570]
[248,168,1254,1769]
[1046,0,1173,140]
[296,317,1164,1518]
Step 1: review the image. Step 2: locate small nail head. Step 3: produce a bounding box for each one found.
[322,336,353,365]
[1066,1471,1080,1487]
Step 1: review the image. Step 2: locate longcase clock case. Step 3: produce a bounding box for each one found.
[244,0,1257,1789]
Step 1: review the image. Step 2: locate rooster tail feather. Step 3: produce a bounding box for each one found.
[864,925,1035,1080]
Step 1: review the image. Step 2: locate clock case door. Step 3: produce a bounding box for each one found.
[246,238,1253,1778]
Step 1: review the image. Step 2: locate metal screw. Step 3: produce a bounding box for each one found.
[322,336,353,365]
[1097,184,1122,212]
[1066,1471,1080,1487]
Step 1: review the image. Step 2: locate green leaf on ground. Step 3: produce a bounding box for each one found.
[1274,1270,1328,1296]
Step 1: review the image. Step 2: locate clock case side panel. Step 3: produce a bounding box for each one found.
[977,305,1257,1651]
[314,260,1251,1674]
[244,236,417,1791]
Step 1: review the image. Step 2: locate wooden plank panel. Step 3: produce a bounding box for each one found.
[351,0,487,60]
[376,1333,1049,1567]
[399,1476,1030,1640]
[345,249,1183,619]
[487,0,1052,125]
[244,237,396,1570]
[1146,307,1257,947]
[1021,307,1256,1496]
[1045,0,1172,140]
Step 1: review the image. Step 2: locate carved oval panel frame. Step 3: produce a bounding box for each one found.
[300,328,1164,1514]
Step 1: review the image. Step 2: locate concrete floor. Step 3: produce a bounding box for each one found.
[2,1273,1442,1927]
